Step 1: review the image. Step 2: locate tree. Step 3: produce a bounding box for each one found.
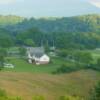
[0,48,7,69]
[54,64,79,74]
[32,95,45,100]
[19,47,26,57]
[0,88,22,100]
[58,49,69,58]
[89,81,100,100]
[75,51,93,65]
[0,55,5,68]
[24,39,35,46]
[0,89,6,97]
[59,95,83,100]
[97,58,100,67]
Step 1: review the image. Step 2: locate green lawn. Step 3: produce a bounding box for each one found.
[3,49,100,73]
[1,49,100,100]
[3,57,67,73]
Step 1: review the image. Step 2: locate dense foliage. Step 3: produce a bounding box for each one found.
[0,15,24,25]
[7,14,100,33]
[0,89,22,100]
[89,81,100,100]
[0,14,100,49]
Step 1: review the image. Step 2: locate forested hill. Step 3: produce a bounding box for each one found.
[0,14,100,49]
[7,14,100,33]
[0,15,24,25]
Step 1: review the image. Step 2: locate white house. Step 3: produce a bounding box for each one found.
[26,47,50,65]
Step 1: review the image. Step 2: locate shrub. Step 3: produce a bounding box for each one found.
[0,89,6,97]
[94,58,100,71]
[59,95,84,100]
[0,89,22,100]
[54,63,81,74]
[32,95,45,100]
[57,50,69,58]
[89,81,100,100]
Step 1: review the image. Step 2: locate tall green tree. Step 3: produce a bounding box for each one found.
[0,48,7,69]
[24,39,35,46]
[90,81,100,100]
[19,47,26,57]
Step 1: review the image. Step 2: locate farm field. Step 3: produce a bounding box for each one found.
[0,49,100,100]
[0,70,100,100]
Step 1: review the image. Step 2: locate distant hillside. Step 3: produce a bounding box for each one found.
[0,15,24,25]
[8,14,100,33]
[0,14,100,49]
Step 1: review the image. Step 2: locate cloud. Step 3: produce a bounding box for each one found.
[88,0,100,8]
[0,0,24,5]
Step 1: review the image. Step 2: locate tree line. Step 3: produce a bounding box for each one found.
[0,14,100,49]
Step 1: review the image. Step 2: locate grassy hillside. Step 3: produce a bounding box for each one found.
[0,70,100,100]
[13,14,100,33]
[11,14,100,49]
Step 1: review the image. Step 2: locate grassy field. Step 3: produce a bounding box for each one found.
[4,57,68,73]
[1,49,100,100]
[0,70,100,100]
[3,49,100,73]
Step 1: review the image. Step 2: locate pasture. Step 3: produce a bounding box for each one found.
[3,49,100,73]
[3,57,67,73]
[0,49,100,100]
[0,70,100,100]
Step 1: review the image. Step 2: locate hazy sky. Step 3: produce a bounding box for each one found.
[0,0,100,17]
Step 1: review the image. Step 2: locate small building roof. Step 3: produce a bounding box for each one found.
[26,47,45,58]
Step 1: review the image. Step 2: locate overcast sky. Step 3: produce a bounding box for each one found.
[0,0,100,17]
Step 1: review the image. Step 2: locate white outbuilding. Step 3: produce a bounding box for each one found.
[26,47,50,65]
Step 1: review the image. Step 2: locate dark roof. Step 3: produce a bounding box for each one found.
[27,47,45,58]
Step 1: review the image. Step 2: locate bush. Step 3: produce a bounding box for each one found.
[0,89,22,100]
[0,89,6,97]
[89,81,100,100]
[93,58,100,71]
[74,51,93,64]
[59,95,84,100]
[54,63,81,74]
[57,50,69,58]
[32,95,45,100]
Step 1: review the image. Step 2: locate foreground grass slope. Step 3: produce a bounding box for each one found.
[0,70,100,100]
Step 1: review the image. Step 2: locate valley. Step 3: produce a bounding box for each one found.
[0,14,100,100]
